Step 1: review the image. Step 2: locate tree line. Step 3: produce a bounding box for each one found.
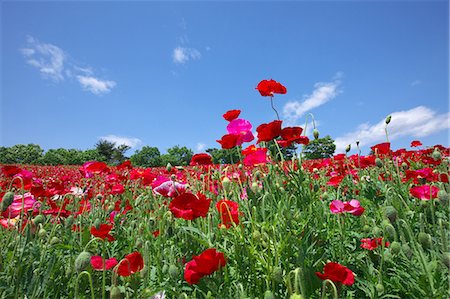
[0,136,336,167]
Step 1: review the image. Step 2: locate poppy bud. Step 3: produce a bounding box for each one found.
[372,226,382,236]
[441,252,450,270]
[321,192,329,201]
[376,284,384,294]
[75,251,91,272]
[384,206,398,223]
[169,264,179,279]
[385,115,391,124]
[110,286,123,299]
[418,232,432,249]
[222,177,231,190]
[383,250,393,263]
[1,192,15,212]
[50,237,61,245]
[38,228,47,238]
[264,291,276,299]
[402,243,413,259]
[313,184,319,192]
[252,230,262,241]
[401,162,408,169]
[375,158,383,168]
[356,140,360,146]
[383,223,396,241]
[437,190,449,203]
[251,182,260,193]
[390,241,401,255]
[363,225,371,233]
[345,144,351,153]
[313,129,319,140]
[93,218,101,230]
[32,214,45,226]
[96,194,103,200]
[166,163,172,172]
[432,149,441,161]
[65,215,74,228]
[107,205,115,214]
[271,266,283,282]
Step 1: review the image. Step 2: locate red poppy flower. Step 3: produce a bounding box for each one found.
[190,153,213,166]
[256,120,282,143]
[316,262,355,286]
[1,165,22,177]
[411,140,422,147]
[223,109,241,121]
[169,193,211,220]
[217,134,240,149]
[90,256,118,270]
[90,224,115,242]
[256,79,287,97]
[110,183,125,195]
[360,238,390,250]
[116,252,144,276]
[184,248,226,285]
[371,142,391,156]
[216,200,240,228]
[410,185,439,200]
[83,161,108,174]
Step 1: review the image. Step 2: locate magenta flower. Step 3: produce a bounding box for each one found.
[410,185,439,200]
[226,119,254,145]
[90,256,118,270]
[344,199,365,216]
[330,200,345,214]
[2,192,40,218]
[330,199,364,216]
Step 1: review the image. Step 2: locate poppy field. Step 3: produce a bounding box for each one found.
[1,80,449,299]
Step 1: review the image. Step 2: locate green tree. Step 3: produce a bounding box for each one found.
[95,140,130,165]
[206,147,240,164]
[39,148,85,165]
[1,144,44,164]
[130,146,161,167]
[302,136,336,160]
[161,145,193,166]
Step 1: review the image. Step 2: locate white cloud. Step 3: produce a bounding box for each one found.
[196,143,206,152]
[99,135,142,148]
[283,76,341,125]
[20,37,65,81]
[411,80,422,87]
[334,106,450,153]
[172,47,201,64]
[20,35,116,95]
[77,75,116,95]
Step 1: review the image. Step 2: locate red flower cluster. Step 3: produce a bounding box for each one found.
[216,199,240,228]
[256,79,287,97]
[169,193,211,220]
[184,248,226,285]
[316,262,355,286]
[90,224,115,242]
[242,145,269,166]
[190,153,213,166]
[360,238,390,250]
[116,252,144,277]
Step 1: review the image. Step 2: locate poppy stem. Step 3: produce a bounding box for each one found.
[270,96,280,120]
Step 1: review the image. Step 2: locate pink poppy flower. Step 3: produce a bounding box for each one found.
[90,256,118,270]
[344,200,365,216]
[226,119,255,145]
[410,185,439,200]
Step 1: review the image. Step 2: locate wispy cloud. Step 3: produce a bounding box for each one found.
[20,35,116,95]
[411,80,422,87]
[20,36,65,81]
[334,106,450,153]
[172,47,201,64]
[283,75,342,125]
[196,142,206,152]
[77,76,116,95]
[99,135,142,148]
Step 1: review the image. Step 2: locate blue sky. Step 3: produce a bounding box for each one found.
[1,1,448,156]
